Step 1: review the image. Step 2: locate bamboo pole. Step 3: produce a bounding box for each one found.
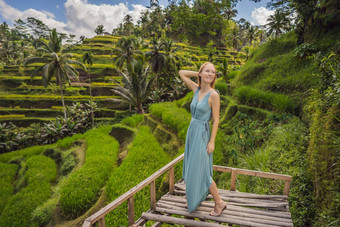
[128,196,134,226]
[150,180,156,211]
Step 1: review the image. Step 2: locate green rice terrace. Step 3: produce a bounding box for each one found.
[0,35,242,127]
[0,1,339,225]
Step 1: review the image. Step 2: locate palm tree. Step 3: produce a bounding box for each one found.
[24,28,86,120]
[226,27,242,51]
[266,10,290,38]
[223,7,237,21]
[82,51,93,66]
[237,46,252,61]
[94,25,105,36]
[112,36,143,70]
[246,25,257,45]
[82,51,94,127]
[146,37,166,88]
[110,60,154,114]
[218,58,229,82]
[162,38,179,70]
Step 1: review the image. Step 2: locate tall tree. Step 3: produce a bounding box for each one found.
[110,60,155,114]
[94,25,105,36]
[26,17,50,39]
[146,36,166,88]
[24,28,86,120]
[112,36,143,70]
[218,58,229,82]
[226,27,242,50]
[266,9,290,38]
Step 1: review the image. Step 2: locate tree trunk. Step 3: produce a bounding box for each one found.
[58,73,67,121]
[88,73,94,128]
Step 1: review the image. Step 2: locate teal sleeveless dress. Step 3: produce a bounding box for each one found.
[182,87,214,212]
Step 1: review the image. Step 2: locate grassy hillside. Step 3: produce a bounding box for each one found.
[232,32,318,116]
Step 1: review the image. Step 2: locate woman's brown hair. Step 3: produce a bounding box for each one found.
[198,62,217,88]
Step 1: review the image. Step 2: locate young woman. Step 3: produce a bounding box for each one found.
[179,62,226,216]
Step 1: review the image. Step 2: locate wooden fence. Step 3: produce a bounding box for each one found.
[82,153,292,227]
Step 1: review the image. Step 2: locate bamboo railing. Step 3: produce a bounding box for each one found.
[82,153,292,227]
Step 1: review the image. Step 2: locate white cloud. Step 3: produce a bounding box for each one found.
[64,0,147,37]
[56,5,59,9]
[0,0,147,38]
[251,7,274,26]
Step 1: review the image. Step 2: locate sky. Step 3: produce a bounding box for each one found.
[0,0,274,38]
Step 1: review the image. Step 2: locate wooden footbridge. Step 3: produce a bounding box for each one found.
[83,154,293,227]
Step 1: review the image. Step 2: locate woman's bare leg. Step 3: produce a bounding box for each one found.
[209,180,226,215]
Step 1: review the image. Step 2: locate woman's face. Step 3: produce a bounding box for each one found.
[200,64,216,85]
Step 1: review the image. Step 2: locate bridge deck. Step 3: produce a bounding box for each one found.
[139,181,293,227]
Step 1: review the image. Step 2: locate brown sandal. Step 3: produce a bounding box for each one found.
[209,201,226,216]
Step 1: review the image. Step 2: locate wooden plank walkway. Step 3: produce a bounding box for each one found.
[140,181,293,227]
[83,154,294,227]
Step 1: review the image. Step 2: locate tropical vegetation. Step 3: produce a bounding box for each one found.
[0,0,339,226]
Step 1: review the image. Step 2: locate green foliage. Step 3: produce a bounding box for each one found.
[121,114,144,128]
[0,163,18,214]
[303,51,340,225]
[228,70,239,80]
[26,155,57,183]
[0,155,56,227]
[0,144,50,163]
[59,125,119,217]
[31,196,58,226]
[267,117,315,226]
[214,79,228,95]
[233,86,295,113]
[56,133,85,149]
[106,126,170,226]
[149,102,191,142]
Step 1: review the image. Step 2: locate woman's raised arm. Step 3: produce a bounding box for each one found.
[179,70,199,93]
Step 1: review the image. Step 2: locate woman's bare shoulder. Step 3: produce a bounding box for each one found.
[210,90,220,98]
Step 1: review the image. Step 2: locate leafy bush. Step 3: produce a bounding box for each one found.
[106,126,170,226]
[0,155,56,227]
[59,125,119,217]
[0,101,96,153]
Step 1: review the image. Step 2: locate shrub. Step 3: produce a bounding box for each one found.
[106,126,170,226]
[59,125,119,217]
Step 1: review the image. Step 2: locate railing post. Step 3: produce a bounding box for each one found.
[150,180,156,211]
[230,168,237,191]
[128,196,134,226]
[284,180,291,196]
[169,166,174,195]
[98,217,105,227]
